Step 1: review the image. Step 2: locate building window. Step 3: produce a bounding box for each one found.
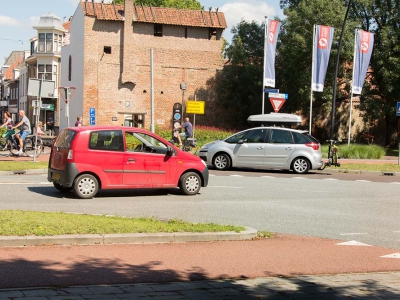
[38,64,52,81]
[53,34,62,53]
[68,56,72,81]
[104,46,111,54]
[38,33,45,52]
[209,28,217,40]
[154,24,163,37]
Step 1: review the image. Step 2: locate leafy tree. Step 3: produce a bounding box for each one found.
[350,0,400,146]
[113,0,202,9]
[277,0,358,139]
[213,20,265,129]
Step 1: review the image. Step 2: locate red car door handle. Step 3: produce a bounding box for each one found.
[127,158,135,163]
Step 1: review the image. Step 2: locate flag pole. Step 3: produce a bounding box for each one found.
[348,29,358,145]
[309,24,316,133]
[262,16,268,114]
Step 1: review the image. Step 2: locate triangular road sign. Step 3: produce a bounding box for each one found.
[269,98,286,113]
[58,87,76,104]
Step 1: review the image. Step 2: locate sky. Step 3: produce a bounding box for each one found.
[0,0,284,66]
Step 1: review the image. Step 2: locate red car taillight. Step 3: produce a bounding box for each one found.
[305,142,320,150]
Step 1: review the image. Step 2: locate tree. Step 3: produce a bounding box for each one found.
[113,0,202,9]
[276,0,357,139]
[350,0,400,146]
[213,20,265,129]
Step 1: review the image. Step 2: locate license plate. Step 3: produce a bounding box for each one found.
[52,173,60,180]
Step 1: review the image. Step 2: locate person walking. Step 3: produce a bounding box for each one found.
[176,117,193,147]
[12,110,31,156]
[75,116,82,126]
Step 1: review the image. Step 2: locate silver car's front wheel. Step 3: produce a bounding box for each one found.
[212,153,231,170]
[292,158,310,174]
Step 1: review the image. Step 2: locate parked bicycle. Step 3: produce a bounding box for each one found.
[0,129,44,157]
[320,139,340,170]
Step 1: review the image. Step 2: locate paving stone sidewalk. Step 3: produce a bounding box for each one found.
[1,272,399,299]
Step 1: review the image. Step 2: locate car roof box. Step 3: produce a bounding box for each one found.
[247,113,302,126]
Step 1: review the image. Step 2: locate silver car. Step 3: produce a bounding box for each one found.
[199,127,323,174]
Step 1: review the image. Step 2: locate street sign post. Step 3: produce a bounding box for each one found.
[268,92,288,99]
[396,102,400,116]
[268,93,288,112]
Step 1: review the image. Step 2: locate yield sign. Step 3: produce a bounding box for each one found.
[269,98,286,113]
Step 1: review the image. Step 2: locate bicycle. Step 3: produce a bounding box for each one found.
[321,139,340,169]
[170,135,199,155]
[0,130,43,157]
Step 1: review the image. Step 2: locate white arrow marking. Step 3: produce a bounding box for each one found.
[380,253,400,259]
[336,240,371,246]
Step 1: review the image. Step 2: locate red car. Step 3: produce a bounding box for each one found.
[47,126,208,199]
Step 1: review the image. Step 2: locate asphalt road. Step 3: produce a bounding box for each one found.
[0,169,399,250]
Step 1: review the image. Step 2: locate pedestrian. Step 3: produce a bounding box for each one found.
[75,116,82,126]
[0,111,13,131]
[175,117,193,147]
[11,110,31,156]
[35,121,43,136]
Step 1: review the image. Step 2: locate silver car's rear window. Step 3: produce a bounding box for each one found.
[54,129,77,149]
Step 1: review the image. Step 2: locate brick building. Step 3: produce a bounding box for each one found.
[60,0,227,130]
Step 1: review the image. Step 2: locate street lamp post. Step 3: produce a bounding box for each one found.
[329,0,352,158]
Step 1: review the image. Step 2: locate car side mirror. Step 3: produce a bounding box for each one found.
[166,145,175,156]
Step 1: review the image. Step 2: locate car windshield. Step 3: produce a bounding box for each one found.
[225,130,250,143]
[54,129,76,149]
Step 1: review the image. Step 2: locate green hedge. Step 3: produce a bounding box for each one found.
[321,143,386,159]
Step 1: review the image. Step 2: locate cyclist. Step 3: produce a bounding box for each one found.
[0,111,13,132]
[11,110,31,156]
[175,117,193,148]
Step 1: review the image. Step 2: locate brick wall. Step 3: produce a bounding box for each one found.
[81,11,224,129]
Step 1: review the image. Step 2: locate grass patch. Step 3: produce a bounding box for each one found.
[321,144,385,159]
[0,161,48,171]
[326,163,400,172]
[0,210,245,236]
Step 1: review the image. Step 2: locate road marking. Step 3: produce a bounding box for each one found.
[0,182,51,185]
[209,185,242,188]
[389,182,400,184]
[336,240,371,246]
[340,233,369,236]
[355,180,371,182]
[261,176,275,178]
[380,253,400,259]
[323,178,339,181]
[229,175,244,177]
[292,177,307,179]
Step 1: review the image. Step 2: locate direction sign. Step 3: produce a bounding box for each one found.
[397,102,400,116]
[268,92,288,100]
[270,98,286,113]
[264,88,279,93]
[186,100,205,114]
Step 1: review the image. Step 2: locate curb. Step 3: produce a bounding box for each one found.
[0,227,258,247]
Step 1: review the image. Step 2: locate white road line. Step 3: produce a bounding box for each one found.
[208,186,242,189]
[380,253,400,259]
[355,180,371,182]
[340,233,369,236]
[261,176,275,178]
[229,175,243,177]
[389,182,400,184]
[336,240,371,246]
[0,182,51,185]
[323,178,339,181]
[292,177,308,179]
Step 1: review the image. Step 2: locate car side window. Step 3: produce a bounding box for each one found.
[269,129,293,144]
[225,131,250,143]
[89,130,123,151]
[243,129,266,143]
[125,131,168,154]
[293,132,309,144]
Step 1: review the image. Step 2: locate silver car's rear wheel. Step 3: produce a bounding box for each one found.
[73,174,99,199]
[212,153,231,170]
[292,158,310,174]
